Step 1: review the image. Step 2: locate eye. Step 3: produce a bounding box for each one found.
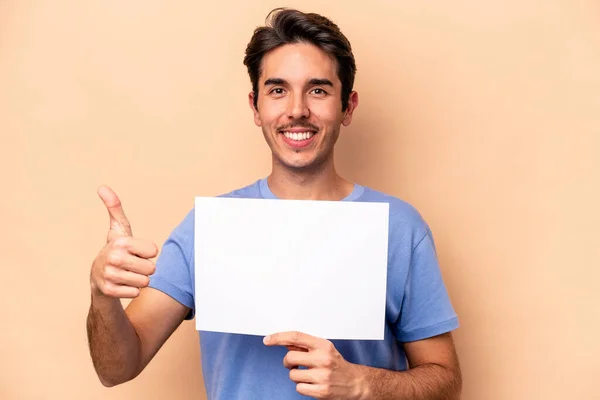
[310,88,328,96]
[269,88,285,95]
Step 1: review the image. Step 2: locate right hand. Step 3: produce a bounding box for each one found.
[90,186,158,298]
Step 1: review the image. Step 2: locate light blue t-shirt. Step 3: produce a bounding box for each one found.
[149,178,459,399]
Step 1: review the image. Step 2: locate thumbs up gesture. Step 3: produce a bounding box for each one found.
[90,186,158,298]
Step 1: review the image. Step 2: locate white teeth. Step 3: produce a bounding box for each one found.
[283,131,315,141]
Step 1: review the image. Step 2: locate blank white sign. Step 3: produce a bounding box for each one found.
[194,196,389,340]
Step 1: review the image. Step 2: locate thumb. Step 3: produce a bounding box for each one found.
[98,185,132,238]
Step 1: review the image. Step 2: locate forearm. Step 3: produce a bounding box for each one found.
[358,363,461,400]
[86,290,142,386]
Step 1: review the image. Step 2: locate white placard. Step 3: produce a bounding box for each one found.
[194,196,389,340]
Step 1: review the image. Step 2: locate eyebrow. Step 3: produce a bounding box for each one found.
[263,78,334,87]
[264,78,285,86]
[308,78,333,87]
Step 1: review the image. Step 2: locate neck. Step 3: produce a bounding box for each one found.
[267,156,354,201]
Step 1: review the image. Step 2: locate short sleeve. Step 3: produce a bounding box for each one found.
[395,226,459,342]
[148,209,195,320]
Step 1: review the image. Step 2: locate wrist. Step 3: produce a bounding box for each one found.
[90,280,107,301]
[90,281,121,309]
[352,363,372,400]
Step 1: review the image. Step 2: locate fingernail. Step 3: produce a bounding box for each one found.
[263,335,270,344]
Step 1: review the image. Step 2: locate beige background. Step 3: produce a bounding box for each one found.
[1,0,599,399]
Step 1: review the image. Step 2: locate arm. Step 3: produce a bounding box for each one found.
[86,290,139,387]
[356,220,462,399]
[87,287,189,387]
[86,185,190,386]
[358,332,461,400]
[264,331,461,400]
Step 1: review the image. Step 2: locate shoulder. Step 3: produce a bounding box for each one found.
[357,185,431,245]
[170,179,264,236]
[217,179,264,199]
[358,186,427,227]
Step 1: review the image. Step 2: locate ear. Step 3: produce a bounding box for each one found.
[341,91,359,127]
[248,91,262,127]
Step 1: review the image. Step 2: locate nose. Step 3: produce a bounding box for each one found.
[287,93,310,120]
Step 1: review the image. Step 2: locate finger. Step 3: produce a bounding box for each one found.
[289,368,319,384]
[107,251,156,275]
[104,266,150,288]
[102,282,140,298]
[98,185,132,236]
[113,237,158,259]
[283,350,318,369]
[264,331,322,350]
[296,383,327,398]
[287,345,308,352]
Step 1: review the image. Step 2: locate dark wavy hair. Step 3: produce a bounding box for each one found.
[243,8,357,112]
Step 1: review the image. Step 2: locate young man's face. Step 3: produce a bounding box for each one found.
[249,42,358,171]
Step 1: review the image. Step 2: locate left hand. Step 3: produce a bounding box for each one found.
[263,331,367,400]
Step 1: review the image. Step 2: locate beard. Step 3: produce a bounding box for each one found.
[262,126,338,173]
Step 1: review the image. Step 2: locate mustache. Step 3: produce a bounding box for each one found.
[277,121,319,132]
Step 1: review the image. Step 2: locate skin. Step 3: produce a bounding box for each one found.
[86,186,189,387]
[248,42,358,201]
[86,42,461,399]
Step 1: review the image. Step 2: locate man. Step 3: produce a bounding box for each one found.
[87,8,462,400]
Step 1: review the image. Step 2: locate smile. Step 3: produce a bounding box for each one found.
[279,130,318,148]
[282,131,316,141]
